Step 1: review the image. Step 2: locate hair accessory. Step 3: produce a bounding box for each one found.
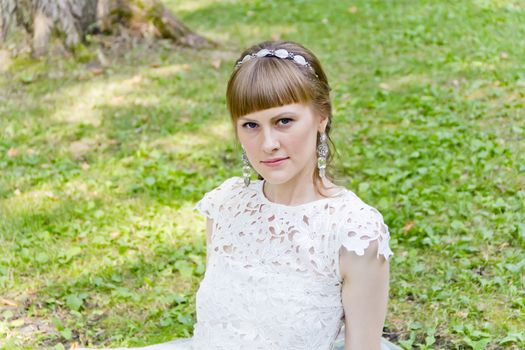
[235,48,318,78]
[317,132,328,178]
[241,148,252,187]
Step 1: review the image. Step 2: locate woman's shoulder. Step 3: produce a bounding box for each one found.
[194,176,244,220]
[217,175,244,190]
[321,182,371,211]
[203,176,244,194]
[327,181,380,213]
[338,189,387,228]
[335,187,393,260]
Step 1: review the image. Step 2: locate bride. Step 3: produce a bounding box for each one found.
[77,40,400,350]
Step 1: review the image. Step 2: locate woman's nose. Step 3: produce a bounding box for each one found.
[261,129,280,153]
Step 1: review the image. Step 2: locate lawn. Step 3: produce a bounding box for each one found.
[0,0,524,349]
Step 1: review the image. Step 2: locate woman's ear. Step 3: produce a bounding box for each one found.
[318,114,329,133]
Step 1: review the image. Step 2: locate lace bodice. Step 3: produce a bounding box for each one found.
[191,176,393,350]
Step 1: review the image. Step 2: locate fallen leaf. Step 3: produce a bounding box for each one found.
[10,318,25,327]
[44,191,58,200]
[89,66,104,76]
[211,59,222,69]
[379,82,390,90]
[498,242,509,249]
[348,6,358,13]
[500,52,509,59]
[271,33,281,41]
[0,298,18,307]
[402,220,416,233]
[457,311,468,318]
[7,147,18,157]
[69,139,96,159]
[129,75,143,84]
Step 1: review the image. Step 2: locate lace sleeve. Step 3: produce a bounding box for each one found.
[193,176,240,221]
[338,203,393,260]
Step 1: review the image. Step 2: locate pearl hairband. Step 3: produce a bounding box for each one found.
[234,48,319,78]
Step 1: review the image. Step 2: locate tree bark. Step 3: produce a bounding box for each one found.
[0,0,213,57]
[32,8,53,57]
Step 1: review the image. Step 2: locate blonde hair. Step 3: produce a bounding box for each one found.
[226,40,340,196]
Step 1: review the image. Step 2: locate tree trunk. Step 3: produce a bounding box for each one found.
[0,0,213,57]
[32,8,53,57]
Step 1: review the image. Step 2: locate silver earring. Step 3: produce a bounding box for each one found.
[241,148,252,187]
[317,132,328,178]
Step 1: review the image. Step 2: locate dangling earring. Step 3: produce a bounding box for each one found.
[317,132,328,178]
[241,148,252,187]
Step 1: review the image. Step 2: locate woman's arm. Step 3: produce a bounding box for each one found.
[340,239,390,350]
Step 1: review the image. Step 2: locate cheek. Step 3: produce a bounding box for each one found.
[237,127,249,144]
[238,131,252,146]
[286,128,317,157]
[238,132,257,155]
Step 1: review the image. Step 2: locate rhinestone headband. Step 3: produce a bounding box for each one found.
[234,48,319,78]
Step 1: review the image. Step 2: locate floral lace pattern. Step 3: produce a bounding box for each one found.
[191,176,393,350]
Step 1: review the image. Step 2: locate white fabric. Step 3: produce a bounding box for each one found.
[76,334,400,350]
[78,176,396,350]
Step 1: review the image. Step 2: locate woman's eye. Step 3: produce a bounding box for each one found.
[242,118,292,129]
[278,118,293,125]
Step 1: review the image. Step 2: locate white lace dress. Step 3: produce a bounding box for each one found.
[78,176,399,350]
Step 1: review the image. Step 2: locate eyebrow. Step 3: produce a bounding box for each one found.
[238,112,297,122]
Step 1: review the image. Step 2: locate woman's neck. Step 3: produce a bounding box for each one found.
[262,175,342,206]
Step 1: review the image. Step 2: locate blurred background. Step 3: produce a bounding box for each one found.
[0,0,524,349]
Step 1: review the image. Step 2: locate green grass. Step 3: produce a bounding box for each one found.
[1,0,524,349]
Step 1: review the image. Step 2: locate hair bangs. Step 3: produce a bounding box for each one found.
[227,58,313,121]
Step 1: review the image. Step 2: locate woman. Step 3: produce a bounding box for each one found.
[78,40,399,350]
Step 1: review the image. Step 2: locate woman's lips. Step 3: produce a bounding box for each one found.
[262,157,289,167]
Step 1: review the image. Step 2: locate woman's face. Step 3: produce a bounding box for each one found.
[236,103,327,185]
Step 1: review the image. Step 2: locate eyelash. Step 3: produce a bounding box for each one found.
[242,118,293,129]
